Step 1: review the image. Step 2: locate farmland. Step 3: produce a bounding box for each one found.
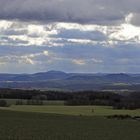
[0,89,140,139]
[1,105,140,116]
[0,109,140,140]
[0,104,140,139]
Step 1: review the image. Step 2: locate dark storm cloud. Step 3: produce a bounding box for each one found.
[0,0,139,25]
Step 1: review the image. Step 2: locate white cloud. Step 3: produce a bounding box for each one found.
[0,20,13,30]
[91,58,103,63]
[43,50,49,56]
[21,57,35,65]
[125,13,133,24]
[1,19,140,48]
[72,59,86,65]
[109,24,140,42]
[72,58,103,65]
[0,49,50,66]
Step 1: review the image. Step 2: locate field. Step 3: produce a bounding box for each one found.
[1,105,140,116]
[0,101,140,140]
[0,109,140,140]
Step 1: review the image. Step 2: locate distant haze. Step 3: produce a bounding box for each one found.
[0,71,140,91]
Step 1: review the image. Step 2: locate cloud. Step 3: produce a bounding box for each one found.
[1,20,140,48]
[20,57,35,65]
[129,13,140,26]
[43,51,49,56]
[109,24,140,42]
[72,59,86,65]
[0,49,51,66]
[1,43,140,73]
[1,1,140,74]
[0,55,35,65]
[72,58,103,65]
[0,0,139,25]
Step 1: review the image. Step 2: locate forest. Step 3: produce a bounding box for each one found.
[0,88,140,109]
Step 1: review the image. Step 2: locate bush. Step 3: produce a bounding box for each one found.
[0,100,8,107]
[107,115,132,120]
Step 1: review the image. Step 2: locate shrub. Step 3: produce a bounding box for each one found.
[0,100,8,107]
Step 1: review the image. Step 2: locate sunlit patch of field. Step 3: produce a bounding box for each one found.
[1,105,140,116]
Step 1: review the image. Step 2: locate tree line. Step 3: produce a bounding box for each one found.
[0,88,140,109]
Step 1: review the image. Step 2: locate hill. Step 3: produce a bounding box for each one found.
[0,71,140,90]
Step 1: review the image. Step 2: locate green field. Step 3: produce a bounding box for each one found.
[0,103,140,140]
[1,105,140,116]
[0,109,140,140]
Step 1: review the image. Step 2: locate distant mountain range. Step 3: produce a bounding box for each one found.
[0,71,140,91]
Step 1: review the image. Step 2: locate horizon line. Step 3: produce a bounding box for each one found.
[0,70,140,75]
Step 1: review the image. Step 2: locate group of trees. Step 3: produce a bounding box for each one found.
[0,89,71,100]
[65,91,140,110]
[0,88,140,109]
[65,91,121,106]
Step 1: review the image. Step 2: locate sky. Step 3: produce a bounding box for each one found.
[0,0,140,73]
